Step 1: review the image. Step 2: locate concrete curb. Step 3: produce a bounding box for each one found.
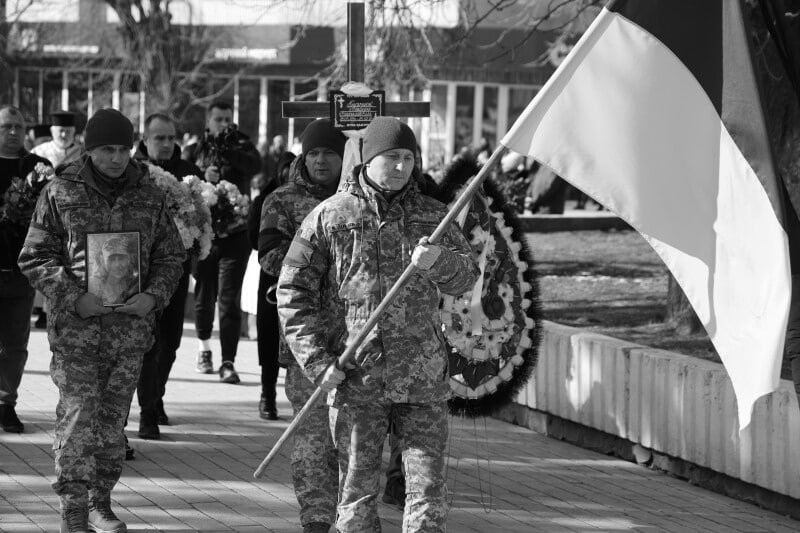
[507,321,800,503]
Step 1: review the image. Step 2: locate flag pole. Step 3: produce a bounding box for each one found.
[254,145,509,478]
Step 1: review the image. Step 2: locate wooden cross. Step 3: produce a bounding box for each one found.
[281,2,430,121]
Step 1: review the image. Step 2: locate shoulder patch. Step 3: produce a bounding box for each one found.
[284,234,315,268]
[263,212,279,230]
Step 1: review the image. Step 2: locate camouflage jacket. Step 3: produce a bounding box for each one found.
[276,165,480,406]
[18,157,186,355]
[258,156,336,277]
[259,156,337,365]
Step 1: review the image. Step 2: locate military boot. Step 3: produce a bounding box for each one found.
[60,506,89,533]
[302,523,331,533]
[88,499,127,533]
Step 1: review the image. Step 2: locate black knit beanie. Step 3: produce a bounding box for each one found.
[301,119,346,157]
[84,109,134,151]
[361,117,417,164]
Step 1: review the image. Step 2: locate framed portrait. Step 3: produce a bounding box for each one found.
[86,231,142,307]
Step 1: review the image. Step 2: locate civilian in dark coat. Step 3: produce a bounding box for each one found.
[132,113,202,439]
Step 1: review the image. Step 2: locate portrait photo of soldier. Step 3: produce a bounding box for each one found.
[87,232,141,307]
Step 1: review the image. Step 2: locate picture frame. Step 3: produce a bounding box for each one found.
[85,231,142,307]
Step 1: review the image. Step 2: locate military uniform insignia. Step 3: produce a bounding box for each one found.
[284,232,315,268]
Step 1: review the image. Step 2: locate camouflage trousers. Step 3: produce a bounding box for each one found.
[285,362,338,526]
[331,401,449,533]
[50,346,143,510]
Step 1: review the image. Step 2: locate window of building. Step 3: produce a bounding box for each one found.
[89,72,115,115]
[292,79,320,144]
[428,84,448,172]
[118,73,142,131]
[454,85,475,155]
[508,87,537,132]
[236,77,260,142]
[267,79,290,144]
[17,69,40,122]
[482,85,498,150]
[67,71,89,121]
[42,70,62,118]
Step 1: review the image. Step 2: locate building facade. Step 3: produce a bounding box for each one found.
[2,0,560,169]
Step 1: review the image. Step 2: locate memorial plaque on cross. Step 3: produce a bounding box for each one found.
[281,1,430,125]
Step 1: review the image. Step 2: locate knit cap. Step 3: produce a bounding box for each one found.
[102,237,130,259]
[361,117,417,164]
[84,109,134,151]
[301,119,346,157]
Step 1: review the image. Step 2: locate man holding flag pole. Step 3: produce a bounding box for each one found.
[276,117,479,532]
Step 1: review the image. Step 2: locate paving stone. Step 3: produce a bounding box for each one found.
[0,321,797,532]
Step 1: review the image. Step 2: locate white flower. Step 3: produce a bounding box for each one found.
[149,164,214,260]
[210,180,249,238]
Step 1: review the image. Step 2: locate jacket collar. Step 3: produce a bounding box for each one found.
[133,141,182,164]
[287,155,338,198]
[344,164,417,205]
[58,154,145,192]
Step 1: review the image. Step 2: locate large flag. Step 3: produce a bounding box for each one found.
[502,0,792,430]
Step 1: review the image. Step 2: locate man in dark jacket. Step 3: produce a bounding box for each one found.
[0,105,52,434]
[133,113,202,439]
[182,101,260,383]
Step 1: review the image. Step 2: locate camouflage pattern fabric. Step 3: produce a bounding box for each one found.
[17,157,185,508]
[258,156,335,280]
[331,401,449,532]
[258,156,338,525]
[19,157,185,328]
[277,165,479,407]
[285,362,337,527]
[49,346,141,508]
[258,156,337,366]
[277,165,478,531]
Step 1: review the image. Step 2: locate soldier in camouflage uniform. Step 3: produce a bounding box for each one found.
[258,119,345,533]
[18,108,185,533]
[277,117,479,532]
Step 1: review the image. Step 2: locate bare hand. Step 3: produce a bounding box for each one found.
[411,237,442,271]
[75,293,113,318]
[115,293,156,317]
[205,165,221,183]
[316,363,348,392]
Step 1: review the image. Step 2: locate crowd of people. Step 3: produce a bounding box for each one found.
[0,102,483,533]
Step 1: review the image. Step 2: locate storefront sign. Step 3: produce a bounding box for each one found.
[330,90,385,130]
[214,47,280,62]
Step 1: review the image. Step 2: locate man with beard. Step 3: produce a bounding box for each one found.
[32,111,83,168]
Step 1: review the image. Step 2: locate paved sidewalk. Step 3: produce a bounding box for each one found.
[2,324,799,532]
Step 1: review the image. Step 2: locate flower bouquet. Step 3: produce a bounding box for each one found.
[201,179,250,239]
[0,162,54,226]
[148,164,213,260]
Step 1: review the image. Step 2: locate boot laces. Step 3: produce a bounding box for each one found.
[64,507,87,529]
[92,502,119,521]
